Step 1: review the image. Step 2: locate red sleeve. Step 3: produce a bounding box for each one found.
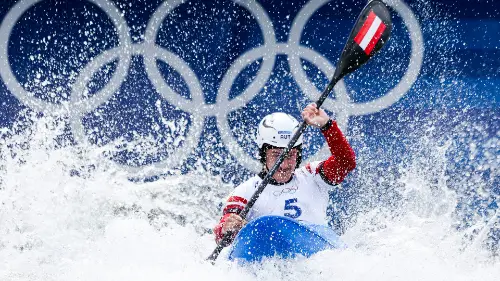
[317,120,356,184]
[213,196,247,243]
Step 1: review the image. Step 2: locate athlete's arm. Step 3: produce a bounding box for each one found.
[301,103,356,184]
[317,119,356,184]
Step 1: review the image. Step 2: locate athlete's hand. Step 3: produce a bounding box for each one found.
[222,214,247,235]
[301,103,329,128]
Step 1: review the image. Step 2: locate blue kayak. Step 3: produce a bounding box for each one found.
[228,215,346,262]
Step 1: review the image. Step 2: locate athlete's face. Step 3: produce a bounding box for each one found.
[265,148,298,183]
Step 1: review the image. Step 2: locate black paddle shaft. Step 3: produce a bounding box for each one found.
[207,0,392,263]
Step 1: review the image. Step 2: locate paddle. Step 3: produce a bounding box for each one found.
[207,0,392,263]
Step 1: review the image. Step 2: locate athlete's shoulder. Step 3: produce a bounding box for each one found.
[297,161,323,176]
[236,174,261,188]
[232,174,261,194]
[296,160,338,189]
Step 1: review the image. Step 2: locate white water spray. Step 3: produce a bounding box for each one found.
[0,114,498,281]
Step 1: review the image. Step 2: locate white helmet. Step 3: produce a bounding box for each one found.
[256,112,303,149]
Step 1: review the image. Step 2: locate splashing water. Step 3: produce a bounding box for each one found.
[0,113,498,281]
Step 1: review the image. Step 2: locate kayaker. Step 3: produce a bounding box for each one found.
[213,103,356,244]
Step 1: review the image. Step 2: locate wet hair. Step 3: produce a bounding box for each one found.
[259,144,302,169]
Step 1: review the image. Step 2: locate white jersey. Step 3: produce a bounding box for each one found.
[223,161,337,225]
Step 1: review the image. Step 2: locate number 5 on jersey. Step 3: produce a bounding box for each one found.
[284,198,302,219]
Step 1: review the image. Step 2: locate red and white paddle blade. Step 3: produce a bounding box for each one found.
[335,0,392,78]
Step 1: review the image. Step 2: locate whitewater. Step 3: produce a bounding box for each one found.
[0,112,497,281]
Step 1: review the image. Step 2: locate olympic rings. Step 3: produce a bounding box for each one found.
[0,0,423,176]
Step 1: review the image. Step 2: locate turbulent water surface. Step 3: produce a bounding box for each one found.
[0,115,498,281]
